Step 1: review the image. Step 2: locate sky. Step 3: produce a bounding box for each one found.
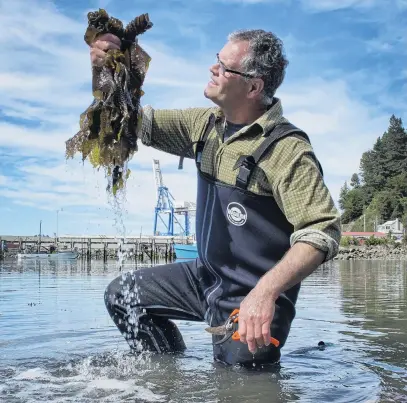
[0,0,406,237]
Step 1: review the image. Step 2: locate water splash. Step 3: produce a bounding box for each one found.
[106,172,148,362]
[4,352,165,403]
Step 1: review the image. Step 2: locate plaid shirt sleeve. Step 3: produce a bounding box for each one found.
[138,105,213,157]
[269,136,341,261]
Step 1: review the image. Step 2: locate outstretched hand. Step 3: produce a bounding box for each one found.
[238,285,276,354]
[90,33,121,67]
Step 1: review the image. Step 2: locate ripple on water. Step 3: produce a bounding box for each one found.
[0,347,383,403]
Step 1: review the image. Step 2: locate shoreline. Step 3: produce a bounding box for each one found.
[334,244,407,260]
[2,245,407,262]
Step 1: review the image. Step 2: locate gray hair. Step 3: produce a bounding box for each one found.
[228,29,288,105]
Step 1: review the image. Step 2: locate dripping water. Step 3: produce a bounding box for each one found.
[105,163,148,362]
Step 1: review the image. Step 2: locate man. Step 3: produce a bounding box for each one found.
[91,29,341,366]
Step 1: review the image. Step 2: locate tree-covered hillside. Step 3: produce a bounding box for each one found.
[339,115,407,232]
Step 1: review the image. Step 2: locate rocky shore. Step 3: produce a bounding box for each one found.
[334,245,407,260]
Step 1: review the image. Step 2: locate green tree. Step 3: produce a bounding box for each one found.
[376,191,393,220]
[350,173,360,188]
[381,115,407,182]
[341,115,407,229]
[360,137,386,191]
[339,181,350,211]
[387,173,407,220]
[341,188,366,224]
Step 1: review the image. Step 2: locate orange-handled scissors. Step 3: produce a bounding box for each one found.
[205,308,280,347]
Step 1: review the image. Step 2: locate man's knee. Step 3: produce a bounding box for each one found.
[104,275,119,313]
[104,271,137,315]
[136,316,187,353]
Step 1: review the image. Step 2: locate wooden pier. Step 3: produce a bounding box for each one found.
[0,234,195,262]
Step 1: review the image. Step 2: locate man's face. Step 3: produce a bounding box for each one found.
[204,40,251,108]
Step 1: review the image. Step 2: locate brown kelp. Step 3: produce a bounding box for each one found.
[65,9,153,195]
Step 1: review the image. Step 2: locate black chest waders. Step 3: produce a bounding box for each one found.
[184,116,322,365]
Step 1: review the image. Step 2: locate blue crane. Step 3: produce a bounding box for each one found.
[152,159,195,236]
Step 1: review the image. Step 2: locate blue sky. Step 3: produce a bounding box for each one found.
[0,0,406,237]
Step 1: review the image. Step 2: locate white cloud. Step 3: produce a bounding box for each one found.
[95,0,113,8]
[211,0,406,14]
[211,0,377,8]
[300,0,376,11]
[301,0,407,59]
[279,77,389,177]
[216,0,275,3]
[365,39,393,53]
[143,42,210,92]
[277,76,390,206]
[0,2,91,132]
[0,150,197,236]
[0,122,69,155]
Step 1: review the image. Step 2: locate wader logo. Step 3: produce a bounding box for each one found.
[226,202,247,226]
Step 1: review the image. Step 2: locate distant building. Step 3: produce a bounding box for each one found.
[342,231,387,239]
[341,231,388,245]
[377,218,404,239]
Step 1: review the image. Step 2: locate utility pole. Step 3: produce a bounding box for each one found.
[38,220,42,253]
[56,208,63,245]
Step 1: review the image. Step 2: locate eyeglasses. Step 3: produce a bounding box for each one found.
[216,53,254,78]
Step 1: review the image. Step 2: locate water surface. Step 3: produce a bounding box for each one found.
[0,258,406,402]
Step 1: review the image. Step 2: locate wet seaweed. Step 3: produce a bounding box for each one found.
[65,9,153,195]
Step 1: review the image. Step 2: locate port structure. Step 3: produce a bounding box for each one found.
[152,159,196,236]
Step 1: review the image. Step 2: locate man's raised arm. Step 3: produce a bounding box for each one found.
[136,106,212,158]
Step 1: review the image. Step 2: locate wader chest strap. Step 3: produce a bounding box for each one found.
[235,123,311,190]
[178,114,216,170]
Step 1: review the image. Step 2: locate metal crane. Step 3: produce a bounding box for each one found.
[152,159,195,236]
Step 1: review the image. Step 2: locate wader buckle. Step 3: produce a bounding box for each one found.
[236,156,256,188]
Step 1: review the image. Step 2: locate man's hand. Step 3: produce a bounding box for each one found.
[238,242,326,354]
[90,33,121,67]
[238,284,276,354]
